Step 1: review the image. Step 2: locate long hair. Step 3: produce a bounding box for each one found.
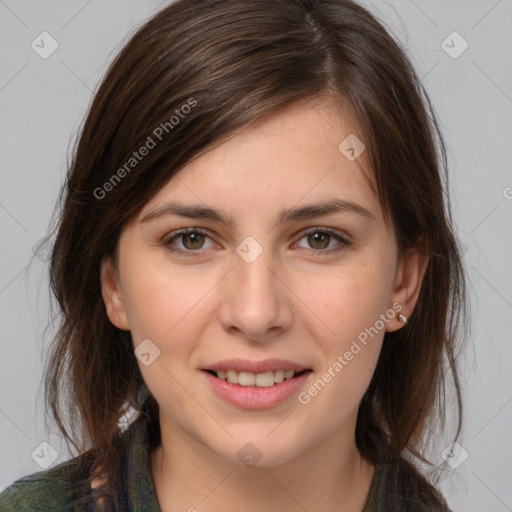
[44,0,468,508]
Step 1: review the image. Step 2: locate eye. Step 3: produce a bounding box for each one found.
[293,228,351,256]
[163,228,217,257]
[162,227,351,258]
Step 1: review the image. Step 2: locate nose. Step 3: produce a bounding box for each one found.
[217,246,293,343]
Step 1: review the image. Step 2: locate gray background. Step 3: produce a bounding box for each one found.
[0,1,511,510]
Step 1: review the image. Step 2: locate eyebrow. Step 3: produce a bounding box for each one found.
[140,198,376,225]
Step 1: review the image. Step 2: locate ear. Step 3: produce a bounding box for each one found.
[386,236,429,332]
[100,255,130,330]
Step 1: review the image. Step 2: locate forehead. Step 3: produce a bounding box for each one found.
[137,97,382,227]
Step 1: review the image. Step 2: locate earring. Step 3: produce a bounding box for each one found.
[398,313,408,324]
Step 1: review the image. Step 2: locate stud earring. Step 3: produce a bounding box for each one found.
[398,313,408,324]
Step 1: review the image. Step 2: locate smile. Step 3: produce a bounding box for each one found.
[202,368,313,409]
[206,369,310,388]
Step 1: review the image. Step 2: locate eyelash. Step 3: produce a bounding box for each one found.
[162,227,352,258]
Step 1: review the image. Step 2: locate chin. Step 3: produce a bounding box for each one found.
[209,433,305,469]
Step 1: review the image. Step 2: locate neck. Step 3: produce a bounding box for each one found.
[150,415,375,512]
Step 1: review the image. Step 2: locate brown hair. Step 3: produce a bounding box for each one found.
[44,0,468,508]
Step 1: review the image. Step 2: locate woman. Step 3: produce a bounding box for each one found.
[0,0,468,510]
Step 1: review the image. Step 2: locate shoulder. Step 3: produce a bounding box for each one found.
[0,415,156,512]
[0,458,93,512]
[366,457,452,512]
[382,457,453,512]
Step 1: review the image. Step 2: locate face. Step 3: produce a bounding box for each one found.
[101,97,427,467]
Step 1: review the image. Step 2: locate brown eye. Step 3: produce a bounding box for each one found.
[306,232,331,250]
[180,232,206,250]
[295,228,351,256]
[163,228,216,257]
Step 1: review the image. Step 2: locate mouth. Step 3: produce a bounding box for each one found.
[201,362,314,409]
[203,369,313,388]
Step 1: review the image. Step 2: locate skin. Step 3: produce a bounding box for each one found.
[100,96,428,512]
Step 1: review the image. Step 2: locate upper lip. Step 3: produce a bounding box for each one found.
[203,358,311,374]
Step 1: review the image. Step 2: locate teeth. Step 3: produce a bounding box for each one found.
[214,369,299,387]
[238,371,256,386]
[226,370,238,384]
[274,369,284,383]
[255,371,274,387]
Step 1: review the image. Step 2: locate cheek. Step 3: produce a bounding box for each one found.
[120,258,216,421]
[296,258,394,349]
[295,327,383,447]
[120,253,218,353]
[290,254,392,412]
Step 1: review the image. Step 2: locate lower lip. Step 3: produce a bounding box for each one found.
[202,370,313,409]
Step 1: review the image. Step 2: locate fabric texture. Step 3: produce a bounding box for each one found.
[0,415,451,511]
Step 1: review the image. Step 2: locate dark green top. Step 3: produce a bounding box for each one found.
[0,415,451,511]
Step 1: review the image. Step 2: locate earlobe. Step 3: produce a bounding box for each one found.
[386,238,429,332]
[100,256,130,330]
